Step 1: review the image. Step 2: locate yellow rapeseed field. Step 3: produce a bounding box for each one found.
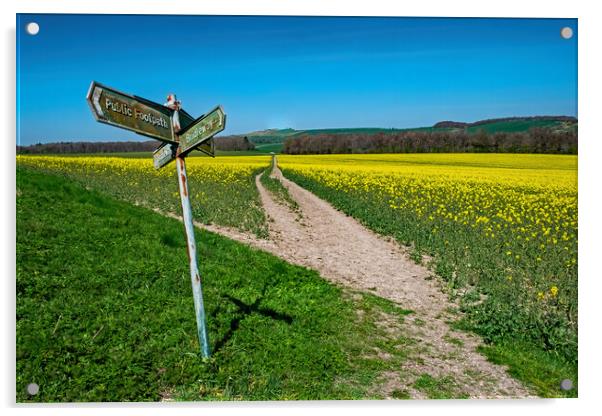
[17,154,271,236]
[16,154,270,183]
[278,153,577,254]
[279,153,578,361]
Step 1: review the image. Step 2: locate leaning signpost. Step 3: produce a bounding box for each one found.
[86,81,226,358]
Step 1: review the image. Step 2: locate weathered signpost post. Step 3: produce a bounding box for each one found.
[87,81,226,358]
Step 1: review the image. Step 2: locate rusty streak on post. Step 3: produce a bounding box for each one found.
[176,156,210,358]
[180,173,188,197]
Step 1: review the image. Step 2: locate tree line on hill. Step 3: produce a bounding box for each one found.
[16,136,255,154]
[282,128,577,155]
[433,115,577,129]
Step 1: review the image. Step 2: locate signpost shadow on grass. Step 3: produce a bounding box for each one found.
[213,289,293,354]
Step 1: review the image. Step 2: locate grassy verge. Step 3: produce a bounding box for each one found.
[16,167,420,402]
[282,168,577,398]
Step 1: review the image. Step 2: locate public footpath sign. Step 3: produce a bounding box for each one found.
[87,82,177,143]
[87,81,226,358]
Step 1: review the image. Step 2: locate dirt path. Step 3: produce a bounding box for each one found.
[166,165,534,399]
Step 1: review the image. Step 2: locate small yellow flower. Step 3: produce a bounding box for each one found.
[550,286,559,298]
[537,291,545,301]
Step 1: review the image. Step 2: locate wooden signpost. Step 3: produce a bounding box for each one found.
[86,81,226,358]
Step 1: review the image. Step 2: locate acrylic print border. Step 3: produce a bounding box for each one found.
[5,1,600,416]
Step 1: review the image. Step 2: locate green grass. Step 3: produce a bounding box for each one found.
[413,374,468,399]
[254,143,284,154]
[16,167,421,402]
[443,334,464,347]
[477,341,577,398]
[466,120,571,134]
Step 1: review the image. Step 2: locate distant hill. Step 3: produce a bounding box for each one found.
[243,128,299,144]
[434,116,577,134]
[241,116,577,146]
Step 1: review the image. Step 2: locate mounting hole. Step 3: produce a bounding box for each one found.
[26,383,39,395]
[560,27,573,39]
[560,379,573,391]
[25,22,40,36]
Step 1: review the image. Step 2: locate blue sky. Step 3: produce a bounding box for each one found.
[16,14,577,145]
